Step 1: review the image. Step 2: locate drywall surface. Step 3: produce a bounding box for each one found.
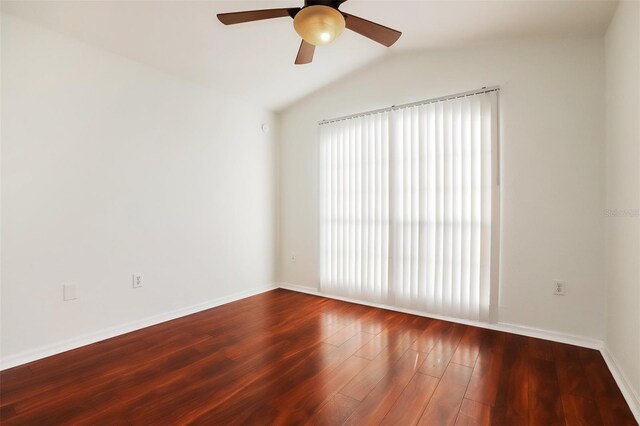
[605,0,640,409]
[1,15,276,359]
[278,37,607,340]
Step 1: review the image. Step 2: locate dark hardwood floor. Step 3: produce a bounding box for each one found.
[0,289,636,425]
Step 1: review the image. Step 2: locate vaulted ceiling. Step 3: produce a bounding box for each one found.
[3,0,617,110]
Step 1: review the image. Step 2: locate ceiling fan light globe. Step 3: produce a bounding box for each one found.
[293,5,345,46]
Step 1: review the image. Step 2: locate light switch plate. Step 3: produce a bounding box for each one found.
[63,284,77,301]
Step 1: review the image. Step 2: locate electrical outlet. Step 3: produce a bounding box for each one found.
[132,273,143,288]
[553,280,566,296]
[290,253,296,263]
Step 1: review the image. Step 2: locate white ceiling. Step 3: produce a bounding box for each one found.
[3,0,617,110]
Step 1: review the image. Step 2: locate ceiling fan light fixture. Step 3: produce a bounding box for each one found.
[293,5,345,46]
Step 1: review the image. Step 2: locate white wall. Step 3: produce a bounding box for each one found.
[1,15,276,361]
[277,37,607,340]
[605,0,640,411]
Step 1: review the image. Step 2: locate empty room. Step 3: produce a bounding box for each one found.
[1,0,638,424]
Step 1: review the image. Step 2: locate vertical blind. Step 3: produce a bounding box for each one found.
[319,90,498,322]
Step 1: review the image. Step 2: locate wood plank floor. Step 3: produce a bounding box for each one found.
[0,289,636,425]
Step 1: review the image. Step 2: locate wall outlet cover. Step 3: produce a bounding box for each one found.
[553,280,566,296]
[132,273,143,288]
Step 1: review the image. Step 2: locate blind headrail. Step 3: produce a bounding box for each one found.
[319,86,500,125]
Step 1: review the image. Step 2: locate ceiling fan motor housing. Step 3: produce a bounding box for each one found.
[302,0,347,9]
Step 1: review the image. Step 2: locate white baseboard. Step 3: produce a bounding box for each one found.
[277,282,603,350]
[495,322,603,350]
[0,284,278,371]
[601,346,640,421]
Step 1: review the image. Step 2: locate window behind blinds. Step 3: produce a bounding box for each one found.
[319,90,499,322]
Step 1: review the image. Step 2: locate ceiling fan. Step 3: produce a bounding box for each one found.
[217,0,402,65]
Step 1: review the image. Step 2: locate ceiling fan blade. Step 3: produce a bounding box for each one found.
[217,8,299,25]
[343,13,401,47]
[295,40,315,65]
